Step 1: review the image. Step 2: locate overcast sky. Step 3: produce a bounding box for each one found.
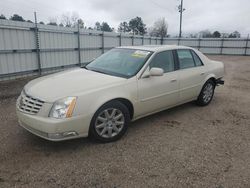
[1,0,250,36]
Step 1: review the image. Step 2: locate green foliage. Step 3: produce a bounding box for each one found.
[78,19,85,28]
[213,31,221,38]
[229,31,241,38]
[47,22,57,26]
[10,14,25,22]
[95,22,113,32]
[39,21,45,25]
[128,17,146,35]
[95,22,101,31]
[0,14,6,19]
[118,22,130,33]
[101,22,113,32]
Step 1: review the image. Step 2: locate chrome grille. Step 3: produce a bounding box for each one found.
[18,91,44,115]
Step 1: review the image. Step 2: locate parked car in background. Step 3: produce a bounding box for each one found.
[16,45,224,142]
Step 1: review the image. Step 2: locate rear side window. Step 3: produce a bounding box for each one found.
[177,50,195,69]
[149,50,175,73]
[191,50,203,66]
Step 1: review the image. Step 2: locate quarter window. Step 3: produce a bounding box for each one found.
[177,50,195,69]
[191,50,203,66]
[149,51,175,73]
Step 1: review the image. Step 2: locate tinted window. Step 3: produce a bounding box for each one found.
[149,51,175,73]
[177,50,195,69]
[191,50,203,66]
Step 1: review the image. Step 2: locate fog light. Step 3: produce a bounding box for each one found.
[48,131,78,139]
[63,131,78,137]
[48,133,63,139]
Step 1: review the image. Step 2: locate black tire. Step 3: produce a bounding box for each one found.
[196,79,215,106]
[89,101,130,143]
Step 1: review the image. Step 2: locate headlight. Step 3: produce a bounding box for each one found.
[49,97,77,119]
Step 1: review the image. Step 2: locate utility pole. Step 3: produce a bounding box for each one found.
[178,0,185,38]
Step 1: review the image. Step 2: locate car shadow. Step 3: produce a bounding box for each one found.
[23,101,197,152]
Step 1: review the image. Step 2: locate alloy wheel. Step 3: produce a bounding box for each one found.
[202,83,214,103]
[95,108,125,138]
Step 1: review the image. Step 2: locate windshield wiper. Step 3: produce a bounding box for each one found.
[81,62,90,69]
[82,66,88,70]
[89,69,108,75]
[83,67,127,78]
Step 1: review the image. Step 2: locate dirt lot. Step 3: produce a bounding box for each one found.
[0,55,250,188]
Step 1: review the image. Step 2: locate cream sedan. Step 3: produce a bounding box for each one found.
[16,45,224,142]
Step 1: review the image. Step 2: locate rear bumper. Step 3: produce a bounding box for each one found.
[216,78,224,85]
[16,109,91,141]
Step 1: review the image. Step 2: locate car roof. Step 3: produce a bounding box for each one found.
[116,45,193,52]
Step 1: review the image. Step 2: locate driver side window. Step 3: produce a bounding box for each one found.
[149,50,175,73]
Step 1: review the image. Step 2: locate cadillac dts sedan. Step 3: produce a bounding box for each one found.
[16,45,224,142]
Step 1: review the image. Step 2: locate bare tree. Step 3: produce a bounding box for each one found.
[61,12,79,27]
[71,12,79,27]
[150,18,168,38]
[61,12,72,27]
[198,30,212,38]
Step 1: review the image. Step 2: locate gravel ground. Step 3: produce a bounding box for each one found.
[0,55,250,188]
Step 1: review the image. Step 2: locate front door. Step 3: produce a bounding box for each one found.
[137,50,179,116]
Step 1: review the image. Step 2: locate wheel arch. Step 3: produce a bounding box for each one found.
[114,98,134,120]
[93,98,134,120]
[197,74,216,95]
[204,74,216,86]
[207,77,216,86]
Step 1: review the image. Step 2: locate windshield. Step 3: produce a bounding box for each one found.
[86,48,152,78]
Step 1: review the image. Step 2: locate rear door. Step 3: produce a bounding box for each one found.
[176,49,207,102]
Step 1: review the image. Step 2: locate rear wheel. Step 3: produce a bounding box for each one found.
[89,101,130,142]
[196,79,215,106]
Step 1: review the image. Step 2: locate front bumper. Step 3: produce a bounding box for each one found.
[16,109,91,141]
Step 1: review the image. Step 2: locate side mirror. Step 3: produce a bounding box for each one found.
[149,67,164,76]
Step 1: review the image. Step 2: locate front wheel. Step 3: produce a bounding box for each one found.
[89,101,130,143]
[196,80,215,106]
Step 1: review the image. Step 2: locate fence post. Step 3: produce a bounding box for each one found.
[77,21,81,66]
[198,37,201,50]
[119,33,122,46]
[244,34,249,56]
[101,31,104,54]
[34,12,41,75]
[220,37,224,55]
[132,35,134,46]
[177,37,180,45]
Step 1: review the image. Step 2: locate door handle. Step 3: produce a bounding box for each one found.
[170,79,177,82]
[200,72,205,75]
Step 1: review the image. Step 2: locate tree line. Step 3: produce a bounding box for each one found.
[193,30,241,38]
[0,13,168,38]
[0,13,242,38]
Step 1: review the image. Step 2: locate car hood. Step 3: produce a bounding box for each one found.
[24,68,126,102]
